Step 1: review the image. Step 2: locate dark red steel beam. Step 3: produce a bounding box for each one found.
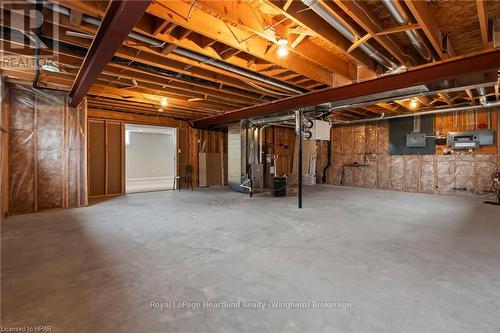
[194,49,500,128]
[69,0,152,107]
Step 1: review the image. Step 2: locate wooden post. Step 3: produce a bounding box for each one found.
[219,136,224,186]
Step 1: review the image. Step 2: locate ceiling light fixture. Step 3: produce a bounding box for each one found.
[160,97,168,107]
[409,99,418,109]
[277,46,289,58]
[277,38,289,57]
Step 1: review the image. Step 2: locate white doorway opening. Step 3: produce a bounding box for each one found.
[125,124,176,193]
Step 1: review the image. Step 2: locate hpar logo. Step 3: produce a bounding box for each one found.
[0,0,60,71]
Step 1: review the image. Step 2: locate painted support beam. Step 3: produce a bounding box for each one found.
[69,0,152,107]
[193,49,500,127]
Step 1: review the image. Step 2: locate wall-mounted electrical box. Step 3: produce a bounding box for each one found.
[306,120,331,141]
[447,130,494,150]
[406,133,427,148]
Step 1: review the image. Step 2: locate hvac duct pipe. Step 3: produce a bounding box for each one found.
[172,48,304,94]
[249,109,329,126]
[477,87,488,106]
[381,0,433,61]
[250,113,296,125]
[45,3,304,95]
[302,0,398,70]
[332,102,500,125]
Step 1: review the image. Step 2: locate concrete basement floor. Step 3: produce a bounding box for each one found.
[1,186,499,333]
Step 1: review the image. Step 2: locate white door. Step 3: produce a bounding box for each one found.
[125,124,176,193]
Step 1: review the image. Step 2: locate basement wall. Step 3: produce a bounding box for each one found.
[7,84,87,215]
[87,108,227,189]
[322,108,500,198]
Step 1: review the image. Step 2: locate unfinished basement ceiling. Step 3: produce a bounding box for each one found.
[0,0,499,123]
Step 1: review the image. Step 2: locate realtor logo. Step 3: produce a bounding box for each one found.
[0,1,60,71]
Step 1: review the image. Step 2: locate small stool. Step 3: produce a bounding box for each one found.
[173,165,193,191]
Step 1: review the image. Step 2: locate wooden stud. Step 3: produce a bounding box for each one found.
[121,121,125,194]
[404,0,455,58]
[476,0,491,49]
[152,18,170,36]
[290,33,307,49]
[161,43,178,55]
[347,34,372,54]
[63,99,69,208]
[376,23,421,36]
[69,9,83,27]
[33,94,38,212]
[437,92,453,106]
[335,0,411,66]
[76,100,81,206]
[219,137,224,186]
[1,82,9,217]
[147,0,338,84]
[282,0,294,11]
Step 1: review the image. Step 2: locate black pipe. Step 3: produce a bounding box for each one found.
[296,110,303,209]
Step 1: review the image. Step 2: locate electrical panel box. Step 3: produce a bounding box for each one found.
[447,130,494,150]
[406,133,427,148]
[306,120,331,141]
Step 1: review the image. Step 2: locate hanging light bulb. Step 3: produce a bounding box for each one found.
[277,46,289,57]
[160,97,168,107]
[409,98,418,109]
[277,38,289,57]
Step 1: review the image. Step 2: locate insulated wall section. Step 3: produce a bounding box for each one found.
[7,84,87,215]
[327,109,499,198]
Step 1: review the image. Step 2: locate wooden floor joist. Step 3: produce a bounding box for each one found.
[193,49,500,127]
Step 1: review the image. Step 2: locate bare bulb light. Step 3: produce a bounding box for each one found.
[277,46,289,57]
[160,97,168,107]
[277,38,288,46]
[409,99,418,109]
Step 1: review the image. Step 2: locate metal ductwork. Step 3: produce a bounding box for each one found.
[333,102,500,125]
[381,0,433,61]
[171,48,304,94]
[477,87,488,106]
[301,0,398,70]
[45,3,305,95]
[249,113,295,125]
